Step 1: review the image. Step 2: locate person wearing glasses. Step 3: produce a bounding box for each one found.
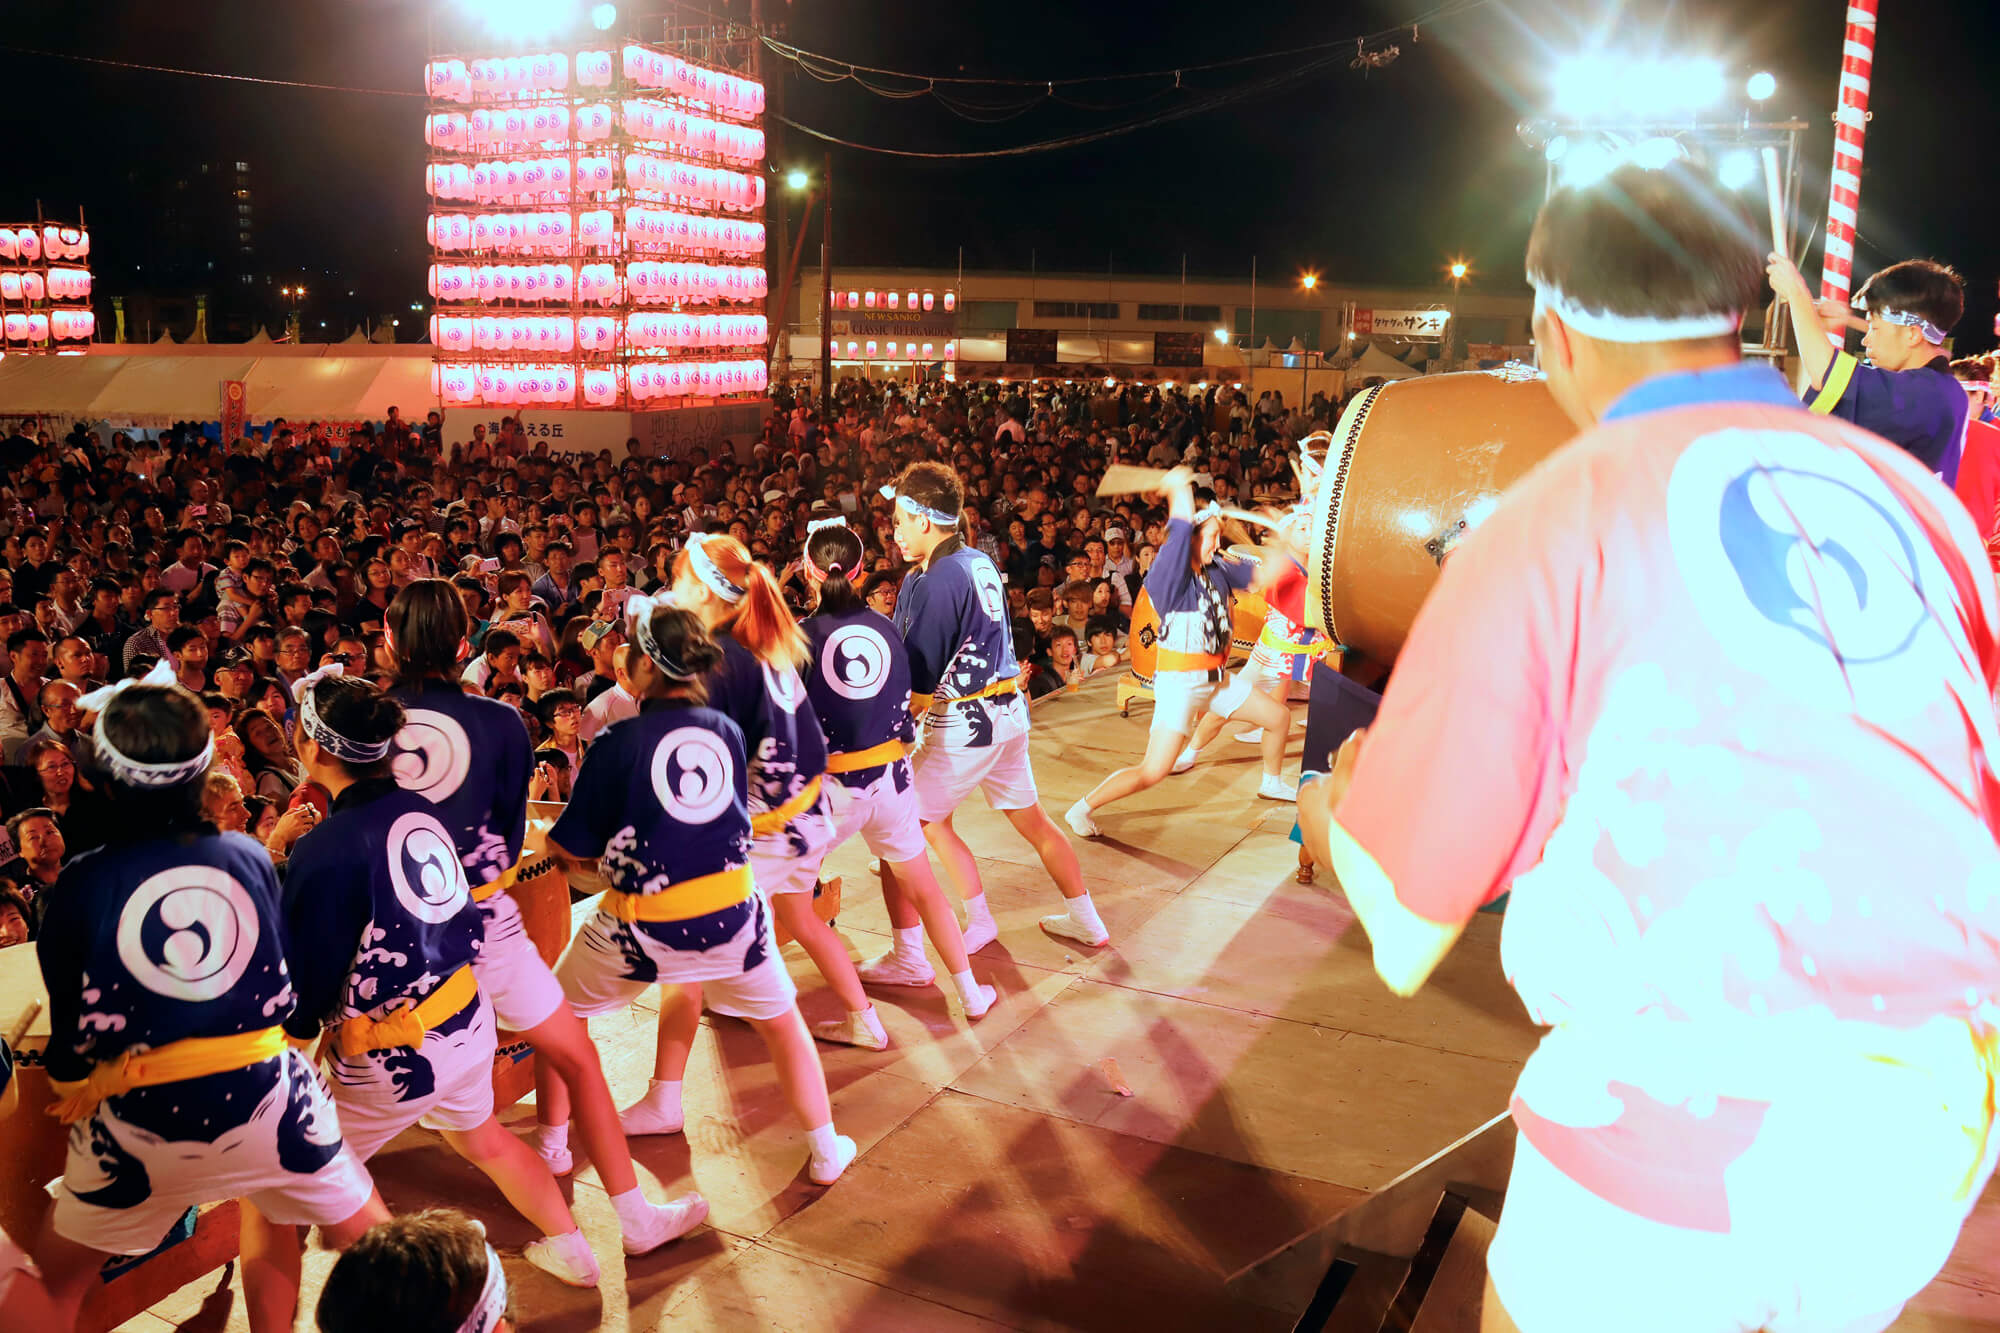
[20,738,107,857]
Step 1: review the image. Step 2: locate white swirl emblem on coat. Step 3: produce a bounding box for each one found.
[388,810,471,923]
[391,710,472,803]
[822,624,890,700]
[650,726,735,823]
[763,663,805,715]
[117,866,261,1001]
[972,560,1006,623]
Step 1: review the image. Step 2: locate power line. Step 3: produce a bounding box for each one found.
[756,0,1491,92]
[0,43,427,97]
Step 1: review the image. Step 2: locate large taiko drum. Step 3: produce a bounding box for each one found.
[0,943,60,1249]
[1305,370,1576,663]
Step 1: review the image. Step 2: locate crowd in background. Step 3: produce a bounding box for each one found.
[0,372,1327,946]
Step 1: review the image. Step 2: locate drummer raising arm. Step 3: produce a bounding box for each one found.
[1065,468,1296,840]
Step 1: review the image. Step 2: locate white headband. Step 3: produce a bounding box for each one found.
[684,532,745,604]
[1874,307,1948,345]
[456,1244,508,1333]
[297,665,393,765]
[624,588,702,681]
[802,515,853,582]
[879,486,959,527]
[81,660,215,790]
[1531,282,1740,344]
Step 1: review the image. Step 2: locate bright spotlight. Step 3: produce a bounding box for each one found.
[1544,135,1570,163]
[1717,148,1759,190]
[1632,137,1685,170]
[1449,261,1468,280]
[1300,273,1319,291]
[785,168,810,191]
[1553,54,1728,119]
[1213,327,1230,343]
[463,0,579,41]
[1745,70,1777,102]
[590,2,617,29]
[1558,141,1618,188]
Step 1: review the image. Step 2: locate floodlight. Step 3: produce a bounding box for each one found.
[463,0,579,41]
[1632,137,1685,170]
[1544,135,1570,163]
[785,168,810,191]
[1717,149,1759,190]
[1213,327,1229,342]
[1745,71,1777,102]
[591,3,618,30]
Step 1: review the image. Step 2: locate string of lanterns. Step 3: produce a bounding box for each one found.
[426,261,768,303]
[0,227,89,262]
[430,358,770,407]
[427,312,769,353]
[0,217,93,348]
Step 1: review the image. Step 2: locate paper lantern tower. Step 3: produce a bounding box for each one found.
[426,31,768,409]
[0,211,94,352]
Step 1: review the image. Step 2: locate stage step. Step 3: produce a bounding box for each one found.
[1294,1189,1501,1333]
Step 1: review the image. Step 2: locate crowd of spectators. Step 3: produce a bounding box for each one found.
[0,371,1329,940]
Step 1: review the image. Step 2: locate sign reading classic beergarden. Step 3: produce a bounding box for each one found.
[1352,308,1450,339]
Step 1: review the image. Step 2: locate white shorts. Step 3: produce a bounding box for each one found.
[472,889,568,1032]
[556,894,799,1023]
[1488,1108,2000,1333]
[825,767,929,864]
[911,728,1040,823]
[750,840,828,898]
[53,1051,377,1255]
[1150,669,1255,738]
[324,995,499,1162]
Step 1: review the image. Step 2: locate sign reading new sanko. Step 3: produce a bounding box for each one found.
[1152,331,1208,367]
[1353,308,1450,339]
[831,309,959,339]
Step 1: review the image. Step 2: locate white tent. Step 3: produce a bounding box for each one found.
[0,350,440,427]
[1349,342,1421,382]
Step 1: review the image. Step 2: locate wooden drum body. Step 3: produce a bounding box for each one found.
[1304,371,1577,663]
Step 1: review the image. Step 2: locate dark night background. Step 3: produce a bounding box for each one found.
[1,0,1993,348]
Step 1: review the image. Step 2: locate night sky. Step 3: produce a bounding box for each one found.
[2,0,1994,348]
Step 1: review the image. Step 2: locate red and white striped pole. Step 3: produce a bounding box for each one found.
[1819,0,1879,323]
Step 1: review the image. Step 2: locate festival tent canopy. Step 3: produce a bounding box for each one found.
[1349,342,1422,381]
[0,352,439,427]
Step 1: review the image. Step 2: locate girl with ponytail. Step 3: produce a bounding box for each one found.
[640,533,890,1104]
[382,579,707,1256]
[798,520,996,1014]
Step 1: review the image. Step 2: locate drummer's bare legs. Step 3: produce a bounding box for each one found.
[924,805,1102,949]
[1070,727,1188,831]
[1185,674,1288,757]
[235,1191,389,1333]
[869,857,995,1015]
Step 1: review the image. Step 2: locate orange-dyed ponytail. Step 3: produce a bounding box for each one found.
[677,533,806,670]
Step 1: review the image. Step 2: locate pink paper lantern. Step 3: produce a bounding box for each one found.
[863,290,877,310]
[943,292,957,312]
[24,315,47,343]
[20,274,43,302]
[1,314,25,341]
[0,231,15,262]
[583,368,619,405]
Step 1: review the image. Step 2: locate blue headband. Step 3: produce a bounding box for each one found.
[879,485,958,527]
[684,532,745,604]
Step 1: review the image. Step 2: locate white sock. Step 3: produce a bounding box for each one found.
[963,894,995,933]
[547,1227,593,1261]
[806,1122,841,1160]
[856,1005,887,1043]
[621,1078,684,1134]
[949,969,981,1004]
[1064,893,1106,937]
[609,1186,655,1232]
[534,1121,569,1152]
[892,925,925,961]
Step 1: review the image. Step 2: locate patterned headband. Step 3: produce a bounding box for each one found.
[81,660,215,790]
[878,486,958,527]
[456,1244,508,1333]
[684,532,745,604]
[297,665,392,764]
[1874,307,1948,345]
[625,589,701,681]
[803,515,852,581]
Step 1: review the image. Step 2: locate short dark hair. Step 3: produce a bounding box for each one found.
[483,627,521,659]
[1858,260,1964,338]
[5,626,45,654]
[316,1209,497,1333]
[1525,160,1762,341]
[892,460,962,521]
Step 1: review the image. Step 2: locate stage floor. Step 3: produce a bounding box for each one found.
[128,675,2000,1331]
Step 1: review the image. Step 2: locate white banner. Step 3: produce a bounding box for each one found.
[446,399,769,465]
[1358,308,1451,339]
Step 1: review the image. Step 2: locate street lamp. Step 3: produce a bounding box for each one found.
[786,168,810,192]
[1445,259,1470,366]
[1300,272,1319,291]
[1212,327,1229,343]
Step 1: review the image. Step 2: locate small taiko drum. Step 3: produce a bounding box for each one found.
[1128,589,1161,688]
[1305,370,1576,663]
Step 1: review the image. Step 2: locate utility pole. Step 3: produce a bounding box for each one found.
[751,0,787,377]
[819,150,833,420]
